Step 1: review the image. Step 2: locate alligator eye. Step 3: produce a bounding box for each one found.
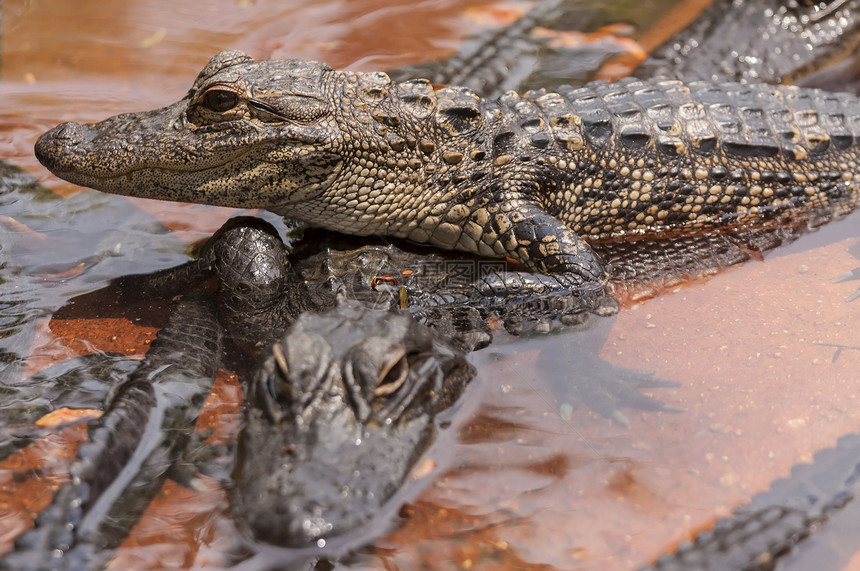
[203,89,240,112]
[373,351,408,396]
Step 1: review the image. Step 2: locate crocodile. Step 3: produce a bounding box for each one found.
[34,50,860,304]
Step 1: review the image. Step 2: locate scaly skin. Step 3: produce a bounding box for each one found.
[391,0,860,97]
[35,51,860,296]
[235,299,474,549]
[0,295,222,571]
[0,219,479,563]
[636,0,860,85]
[642,431,860,570]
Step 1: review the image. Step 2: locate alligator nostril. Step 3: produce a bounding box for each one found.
[53,122,85,143]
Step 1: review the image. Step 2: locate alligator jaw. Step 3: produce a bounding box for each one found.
[35,119,254,204]
[34,51,344,209]
[233,303,473,549]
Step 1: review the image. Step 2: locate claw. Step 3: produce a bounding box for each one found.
[552,359,683,426]
[661,404,688,413]
[832,267,860,284]
[621,372,681,390]
[832,265,860,301]
[610,410,631,428]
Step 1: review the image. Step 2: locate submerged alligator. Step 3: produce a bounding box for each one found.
[0,219,479,567]
[636,0,860,87]
[235,298,474,551]
[1,296,223,571]
[393,0,860,97]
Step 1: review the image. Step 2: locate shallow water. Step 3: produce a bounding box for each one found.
[1,0,860,569]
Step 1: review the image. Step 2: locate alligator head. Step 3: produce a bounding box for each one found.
[233,300,474,549]
[35,50,352,209]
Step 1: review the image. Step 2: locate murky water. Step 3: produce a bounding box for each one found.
[1,0,860,568]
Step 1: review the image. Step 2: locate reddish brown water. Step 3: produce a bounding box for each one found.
[1,0,860,569]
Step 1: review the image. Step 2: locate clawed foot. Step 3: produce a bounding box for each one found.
[465,269,619,334]
[499,289,619,335]
[560,362,684,427]
[525,316,684,427]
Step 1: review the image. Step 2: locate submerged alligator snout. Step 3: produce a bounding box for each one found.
[233,301,474,549]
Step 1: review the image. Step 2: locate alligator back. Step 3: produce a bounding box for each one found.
[35,53,860,284]
[412,76,860,244]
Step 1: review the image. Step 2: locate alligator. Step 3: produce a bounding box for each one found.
[16,0,860,567]
[234,298,474,552]
[197,221,476,550]
[642,429,860,571]
[34,51,860,308]
[635,0,860,87]
[5,215,853,566]
[0,208,694,564]
[0,294,223,571]
[391,0,860,98]
[0,219,479,566]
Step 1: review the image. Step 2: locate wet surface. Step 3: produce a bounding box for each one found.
[1,0,859,568]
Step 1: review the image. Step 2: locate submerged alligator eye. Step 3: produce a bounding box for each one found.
[203,89,240,112]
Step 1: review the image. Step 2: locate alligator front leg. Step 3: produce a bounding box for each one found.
[434,197,614,318]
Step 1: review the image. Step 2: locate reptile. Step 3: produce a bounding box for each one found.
[234,298,474,552]
[11,0,856,564]
[635,0,860,87]
[3,214,852,564]
[0,294,223,571]
[391,0,860,98]
[34,51,860,306]
[0,219,478,566]
[0,211,683,562]
[642,430,860,571]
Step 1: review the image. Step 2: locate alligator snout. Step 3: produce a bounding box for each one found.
[35,122,92,172]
